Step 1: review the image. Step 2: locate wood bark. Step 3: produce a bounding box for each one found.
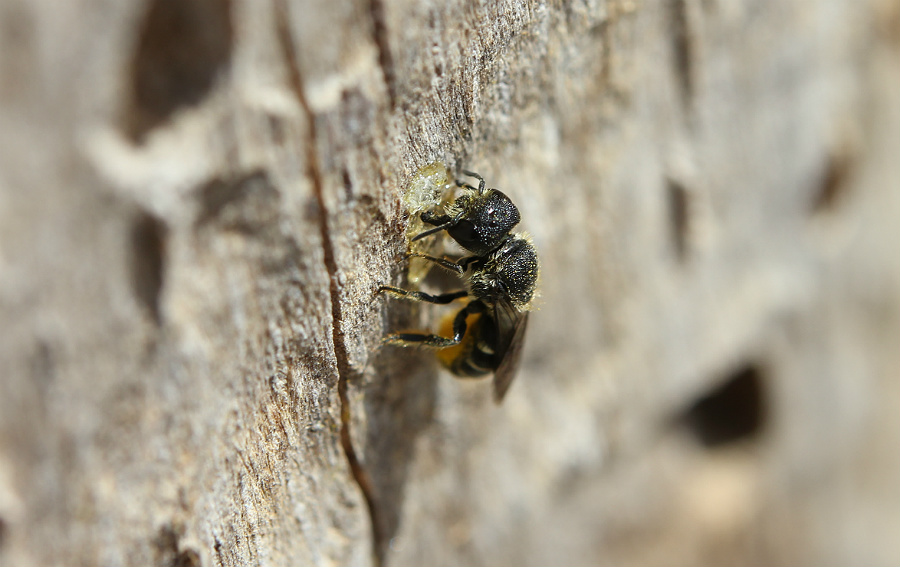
[1,0,899,566]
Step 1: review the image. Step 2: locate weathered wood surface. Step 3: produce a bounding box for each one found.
[1,0,899,566]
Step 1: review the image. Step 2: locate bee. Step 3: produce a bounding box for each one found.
[380,171,538,403]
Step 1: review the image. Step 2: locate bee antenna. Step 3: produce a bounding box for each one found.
[461,170,486,194]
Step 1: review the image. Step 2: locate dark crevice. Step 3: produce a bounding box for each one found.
[130,211,167,324]
[31,339,56,387]
[811,147,854,214]
[368,0,397,108]
[679,364,767,448]
[668,0,695,111]
[194,170,278,233]
[153,523,201,567]
[126,0,233,142]
[195,172,266,226]
[666,179,690,262]
[172,550,201,567]
[213,536,225,567]
[342,167,355,202]
[274,4,383,566]
[598,17,613,89]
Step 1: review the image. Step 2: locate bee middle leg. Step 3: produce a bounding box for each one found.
[383,300,485,348]
[405,252,478,275]
[378,286,467,304]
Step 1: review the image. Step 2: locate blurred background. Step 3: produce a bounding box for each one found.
[1,0,899,566]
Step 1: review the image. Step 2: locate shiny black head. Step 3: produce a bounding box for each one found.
[413,171,521,257]
[444,189,520,257]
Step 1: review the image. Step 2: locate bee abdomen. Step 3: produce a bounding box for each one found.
[440,313,496,378]
[448,340,495,377]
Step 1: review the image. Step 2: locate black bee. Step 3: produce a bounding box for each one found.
[380,171,538,403]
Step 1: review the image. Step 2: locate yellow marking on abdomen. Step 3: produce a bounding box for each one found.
[435,311,481,369]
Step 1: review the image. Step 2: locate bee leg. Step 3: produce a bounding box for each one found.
[459,170,485,193]
[383,332,459,348]
[456,255,479,271]
[454,180,479,192]
[383,300,484,348]
[405,253,476,275]
[412,211,464,241]
[378,286,468,304]
[420,211,450,225]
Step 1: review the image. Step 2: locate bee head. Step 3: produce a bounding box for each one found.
[447,189,520,256]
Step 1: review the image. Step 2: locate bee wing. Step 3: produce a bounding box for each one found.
[491,300,530,404]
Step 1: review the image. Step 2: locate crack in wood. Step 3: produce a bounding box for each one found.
[273,3,383,565]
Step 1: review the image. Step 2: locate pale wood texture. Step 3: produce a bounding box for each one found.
[1,0,899,566]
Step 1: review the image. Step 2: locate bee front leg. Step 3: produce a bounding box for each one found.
[454,181,479,192]
[419,211,451,226]
[412,211,464,242]
[458,170,486,193]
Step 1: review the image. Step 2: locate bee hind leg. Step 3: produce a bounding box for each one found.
[382,300,484,348]
[383,332,461,348]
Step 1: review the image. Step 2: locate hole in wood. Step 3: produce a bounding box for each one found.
[680,364,766,448]
[154,523,201,567]
[130,211,167,324]
[811,148,854,214]
[125,0,233,141]
[666,178,690,262]
[194,170,275,230]
[172,549,201,567]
